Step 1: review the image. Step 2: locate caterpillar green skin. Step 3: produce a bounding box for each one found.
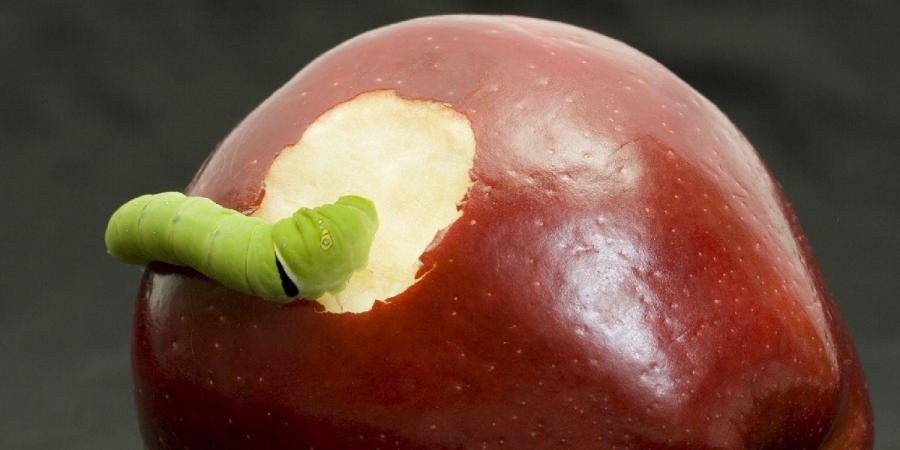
[104,192,378,302]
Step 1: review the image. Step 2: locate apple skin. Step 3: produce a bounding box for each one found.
[132,16,873,449]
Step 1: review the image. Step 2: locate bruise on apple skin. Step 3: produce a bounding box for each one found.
[134,15,873,450]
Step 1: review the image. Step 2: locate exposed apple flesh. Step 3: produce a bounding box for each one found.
[252,90,476,313]
[133,15,872,449]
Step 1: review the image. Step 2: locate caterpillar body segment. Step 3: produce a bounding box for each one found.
[105,192,378,302]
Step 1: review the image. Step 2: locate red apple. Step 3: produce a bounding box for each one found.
[132,15,873,449]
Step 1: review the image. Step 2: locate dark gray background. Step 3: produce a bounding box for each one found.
[1,1,897,449]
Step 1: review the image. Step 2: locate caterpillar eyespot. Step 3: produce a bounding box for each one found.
[320,229,334,250]
[104,192,378,302]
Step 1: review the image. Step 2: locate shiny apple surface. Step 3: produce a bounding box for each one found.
[133,16,872,450]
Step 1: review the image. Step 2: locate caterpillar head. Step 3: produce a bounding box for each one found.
[272,196,378,300]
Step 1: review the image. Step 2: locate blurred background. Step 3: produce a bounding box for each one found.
[1,1,897,448]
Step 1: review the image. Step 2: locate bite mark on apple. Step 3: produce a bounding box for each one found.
[252,90,476,313]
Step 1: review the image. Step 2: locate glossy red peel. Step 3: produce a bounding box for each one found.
[133,15,872,449]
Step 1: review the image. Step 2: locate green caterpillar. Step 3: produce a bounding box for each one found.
[105,192,378,302]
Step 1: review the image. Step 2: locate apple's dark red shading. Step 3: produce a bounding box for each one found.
[133,16,872,449]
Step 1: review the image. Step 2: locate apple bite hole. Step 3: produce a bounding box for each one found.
[252,90,476,313]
